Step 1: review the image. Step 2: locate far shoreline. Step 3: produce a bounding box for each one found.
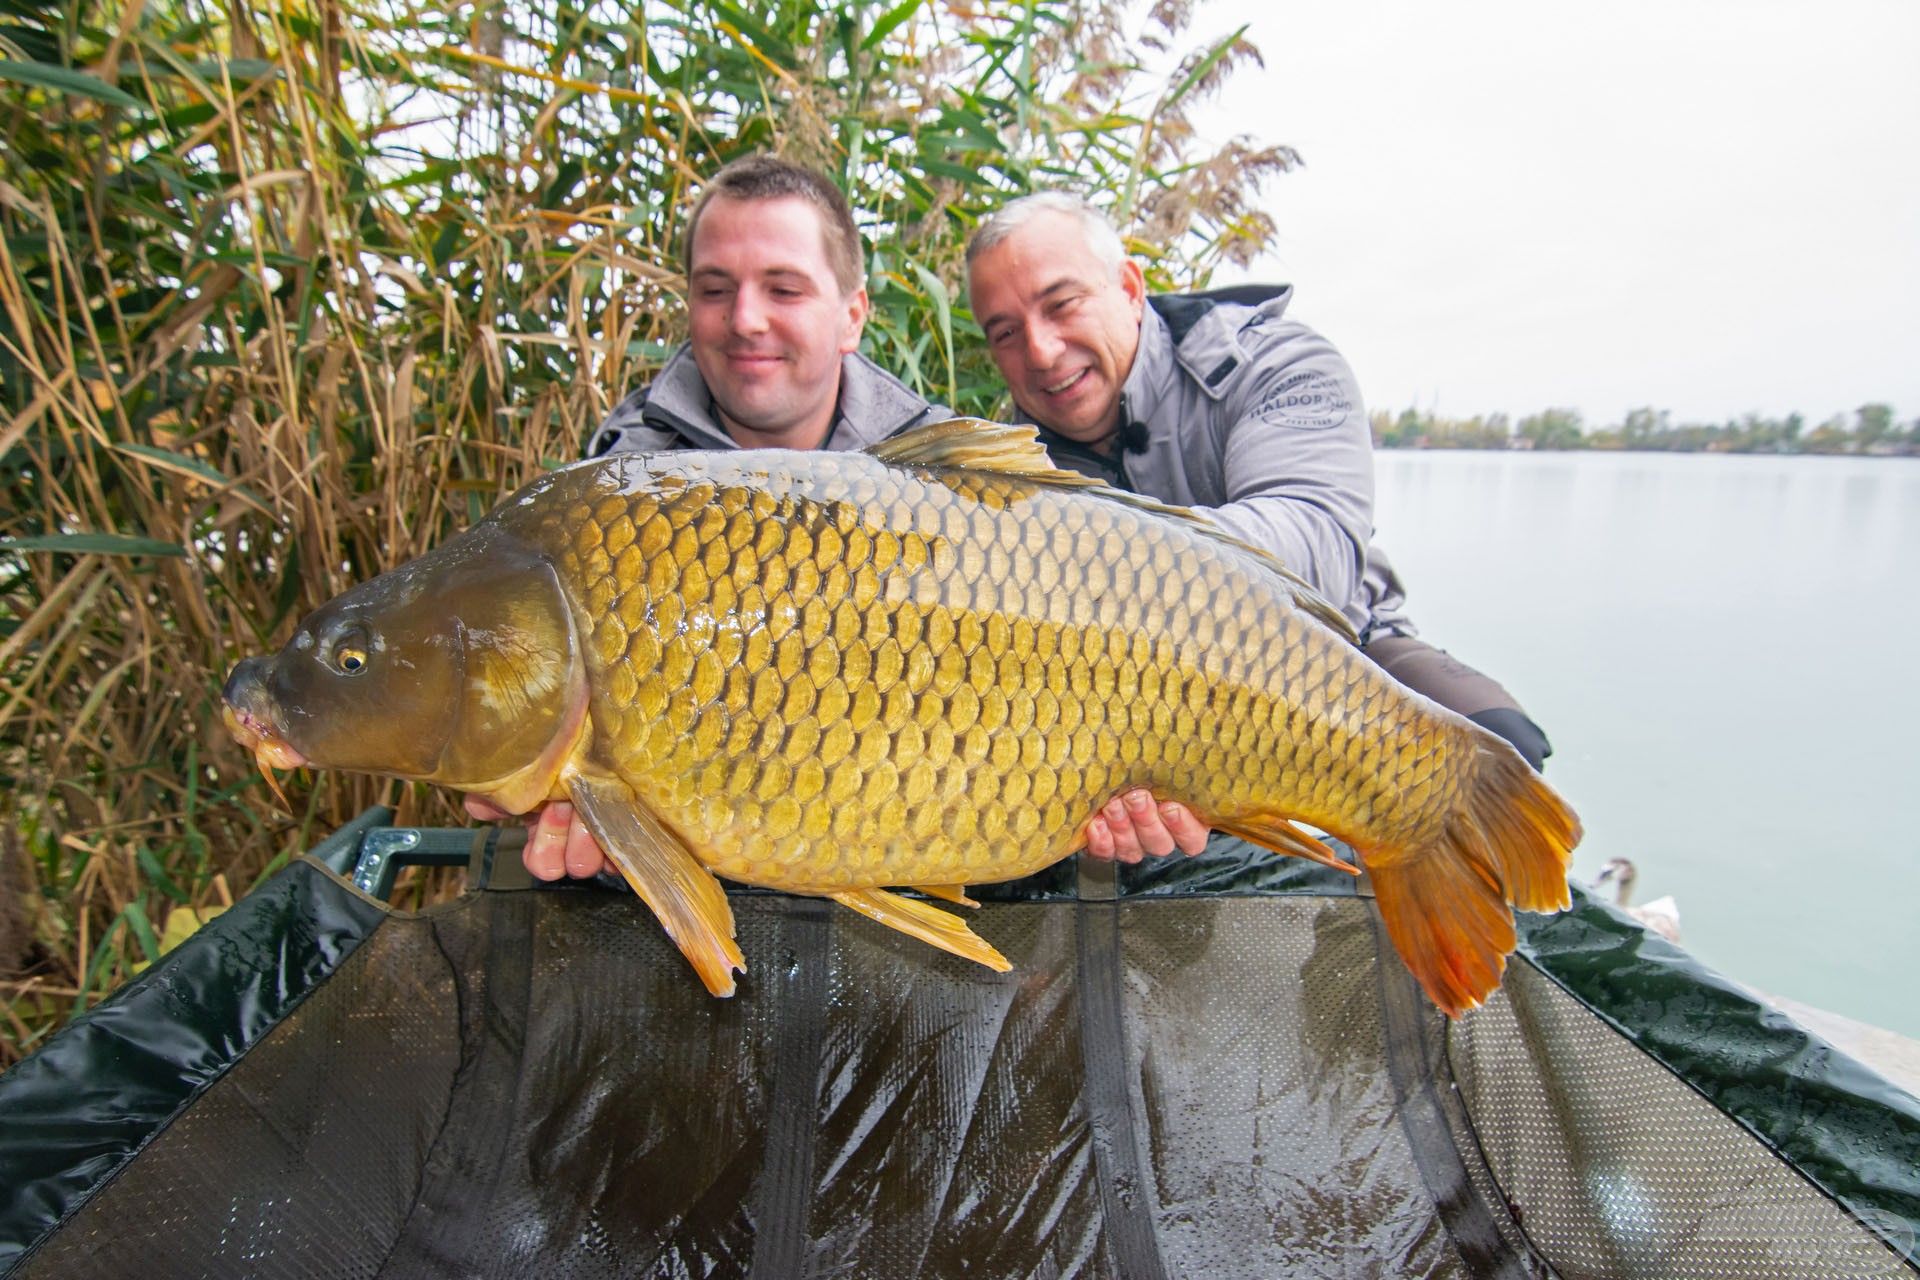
[1370,404,1916,457]
[1375,443,1920,458]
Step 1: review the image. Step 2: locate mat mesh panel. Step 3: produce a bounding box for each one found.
[1450,962,1912,1279]
[806,903,1097,1278]
[1122,897,1470,1278]
[17,919,459,1280]
[27,892,1469,1278]
[464,894,787,1279]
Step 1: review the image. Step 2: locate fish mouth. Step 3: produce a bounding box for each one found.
[222,658,307,809]
[221,702,308,772]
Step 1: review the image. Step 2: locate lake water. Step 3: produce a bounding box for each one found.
[1371,450,1920,1039]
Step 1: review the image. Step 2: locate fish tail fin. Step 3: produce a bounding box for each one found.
[1364,741,1580,1018]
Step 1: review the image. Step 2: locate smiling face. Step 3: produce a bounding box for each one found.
[686,194,870,451]
[967,209,1148,448]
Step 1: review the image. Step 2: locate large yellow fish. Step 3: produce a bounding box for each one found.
[223,420,1578,1016]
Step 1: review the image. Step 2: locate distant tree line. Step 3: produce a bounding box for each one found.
[1371,404,1920,455]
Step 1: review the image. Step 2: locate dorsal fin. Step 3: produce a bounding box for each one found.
[865,417,1098,483]
[867,418,1359,643]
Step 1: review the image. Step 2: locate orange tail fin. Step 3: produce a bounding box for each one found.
[1364,740,1581,1017]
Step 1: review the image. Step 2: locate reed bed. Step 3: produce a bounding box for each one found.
[0,0,1290,1064]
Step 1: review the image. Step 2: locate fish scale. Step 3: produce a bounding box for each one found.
[221,420,1579,1016]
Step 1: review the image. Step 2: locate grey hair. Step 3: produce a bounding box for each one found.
[965,192,1127,279]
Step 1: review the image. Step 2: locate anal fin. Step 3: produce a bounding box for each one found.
[1215,812,1361,876]
[829,888,1010,972]
[569,777,745,997]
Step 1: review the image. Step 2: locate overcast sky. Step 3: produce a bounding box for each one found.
[1185,0,1920,426]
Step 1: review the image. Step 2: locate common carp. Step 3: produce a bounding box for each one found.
[222,420,1579,1016]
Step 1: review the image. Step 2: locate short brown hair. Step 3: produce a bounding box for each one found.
[684,154,865,295]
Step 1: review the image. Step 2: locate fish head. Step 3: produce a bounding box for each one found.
[222,530,588,811]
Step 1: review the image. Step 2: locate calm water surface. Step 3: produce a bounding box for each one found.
[1371,450,1920,1038]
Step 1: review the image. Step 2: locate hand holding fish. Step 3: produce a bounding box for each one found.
[462,796,604,880]
[1084,791,1209,862]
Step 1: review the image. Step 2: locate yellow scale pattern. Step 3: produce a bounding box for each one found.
[511,450,1469,893]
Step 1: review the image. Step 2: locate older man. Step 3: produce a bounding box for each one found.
[485,158,1204,881]
[965,192,1552,773]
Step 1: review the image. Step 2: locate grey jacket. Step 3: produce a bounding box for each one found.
[586,345,947,457]
[1018,288,1415,637]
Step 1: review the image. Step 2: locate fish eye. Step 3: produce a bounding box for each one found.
[330,627,371,675]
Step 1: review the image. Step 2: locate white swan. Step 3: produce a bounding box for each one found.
[1591,857,1682,943]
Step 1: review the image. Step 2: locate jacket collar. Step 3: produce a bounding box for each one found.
[641,346,932,451]
[1127,284,1298,422]
[635,347,735,449]
[1118,304,1179,441]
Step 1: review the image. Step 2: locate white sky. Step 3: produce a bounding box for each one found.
[1185,0,1920,426]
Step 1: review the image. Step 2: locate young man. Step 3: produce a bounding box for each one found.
[486,158,1203,880]
[964,192,1552,770]
[474,155,930,879]
[588,155,939,458]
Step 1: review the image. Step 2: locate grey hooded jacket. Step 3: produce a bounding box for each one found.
[585,345,946,457]
[1014,286,1415,638]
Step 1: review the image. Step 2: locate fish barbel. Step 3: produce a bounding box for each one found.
[221,420,1579,1015]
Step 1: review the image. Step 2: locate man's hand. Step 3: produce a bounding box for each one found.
[1083,789,1211,863]
[463,795,608,880]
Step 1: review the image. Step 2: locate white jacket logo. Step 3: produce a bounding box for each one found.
[1254,369,1351,430]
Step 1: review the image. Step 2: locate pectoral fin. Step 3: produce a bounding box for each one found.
[829,888,1010,972]
[569,777,745,997]
[1215,812,1361,876]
